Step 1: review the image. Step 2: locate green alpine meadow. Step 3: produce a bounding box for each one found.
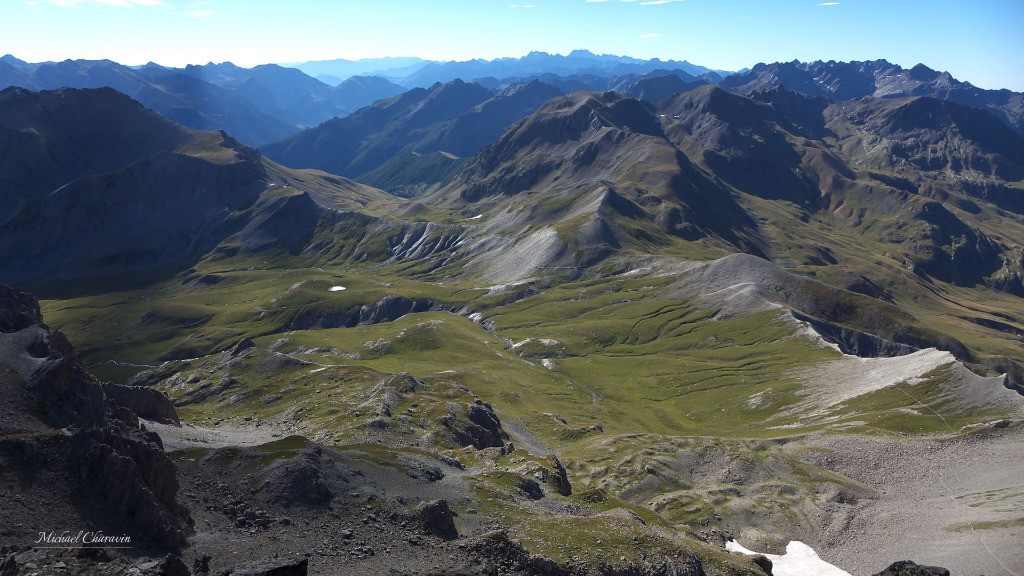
[1,2,1022,575]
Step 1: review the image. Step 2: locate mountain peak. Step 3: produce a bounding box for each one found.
[909,63,940,82]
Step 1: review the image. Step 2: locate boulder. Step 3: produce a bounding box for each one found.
[416,499,458,539]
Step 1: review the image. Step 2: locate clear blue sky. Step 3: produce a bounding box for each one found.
[3,0,1023,90]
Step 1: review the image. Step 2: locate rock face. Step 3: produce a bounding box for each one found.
[0,283,191,548]
[872,561,951,576]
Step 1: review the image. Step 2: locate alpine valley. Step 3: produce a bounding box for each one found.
[1,50,1023,576]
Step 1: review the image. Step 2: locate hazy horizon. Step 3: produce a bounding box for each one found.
[4,0,1023,91]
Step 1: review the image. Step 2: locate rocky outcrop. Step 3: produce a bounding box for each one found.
[549,456,572,497]
[416,499,458,539]
[102,382,181,425]
[0,283,191,548]
[440,400,508,449]
[217,556,308,576]
[872,561,950,576]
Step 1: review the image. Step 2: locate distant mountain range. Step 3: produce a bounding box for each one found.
[286,50,729,87]
[286,56,432,85]
[3,53,1022,153]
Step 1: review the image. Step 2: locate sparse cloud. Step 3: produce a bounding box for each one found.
[95,0,162,6]
[639,33,659,38]
[182,0,214,18]
[818,1,840,5]
[39,0,163,6]
[585,0,609,3]
[639,0,683,5]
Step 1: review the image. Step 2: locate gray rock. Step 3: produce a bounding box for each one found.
[416,499,458,539]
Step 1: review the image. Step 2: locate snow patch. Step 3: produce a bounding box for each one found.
[328,286,347,292]
[726,540,851,576]
[467,214,483,220]
[796,348,956,408]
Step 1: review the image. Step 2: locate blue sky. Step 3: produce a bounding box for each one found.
[3,0,1023,90]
